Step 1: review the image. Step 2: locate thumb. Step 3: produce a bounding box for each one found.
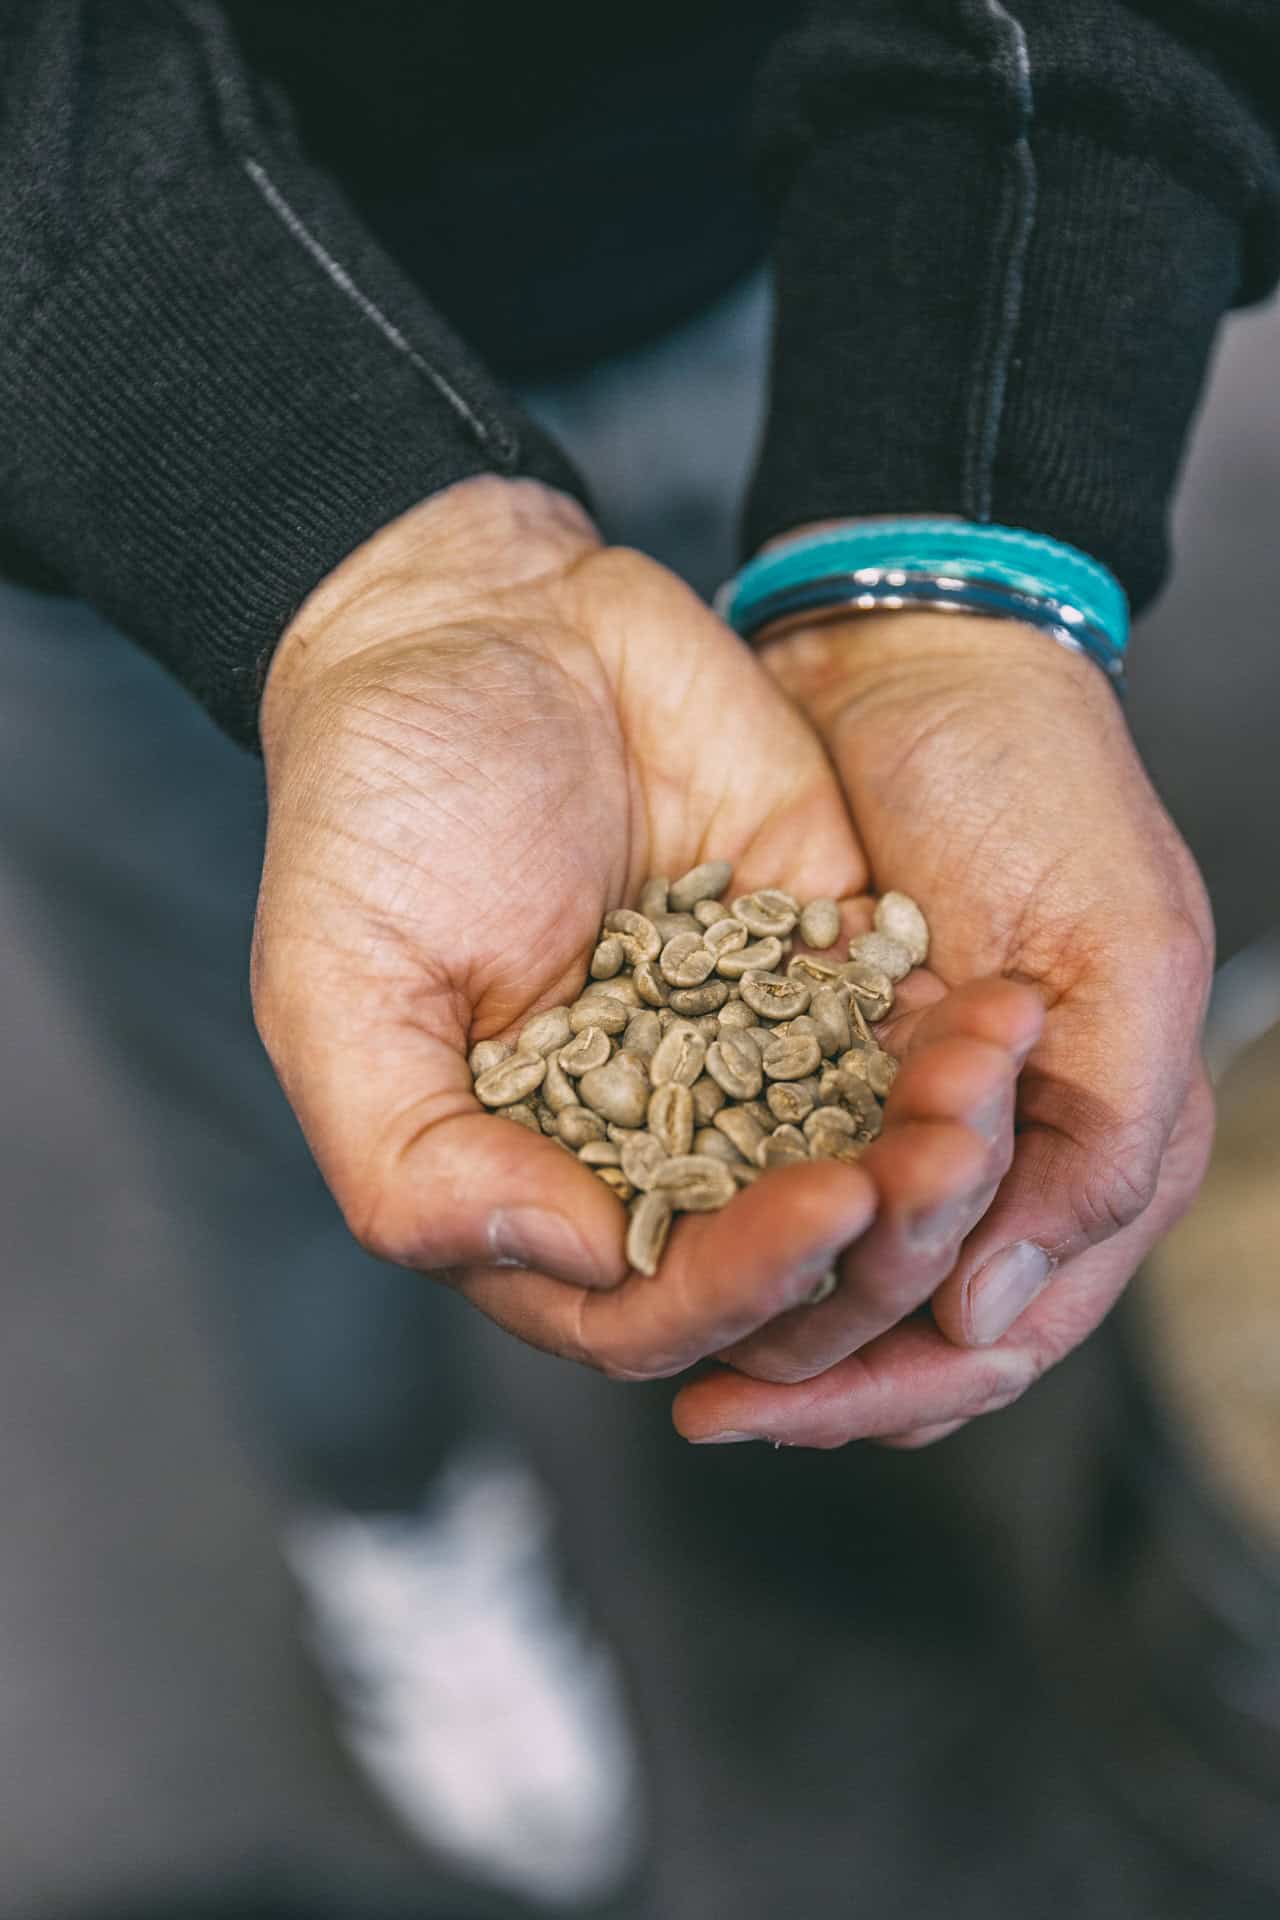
[254,956,627,1292]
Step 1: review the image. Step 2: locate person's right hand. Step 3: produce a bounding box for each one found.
[253,476,1031,1386]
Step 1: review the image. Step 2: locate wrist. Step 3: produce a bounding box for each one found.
[262,476,599,743]
[762,607,1119,733]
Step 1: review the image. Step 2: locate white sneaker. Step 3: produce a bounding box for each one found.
[284,1449,643,1907]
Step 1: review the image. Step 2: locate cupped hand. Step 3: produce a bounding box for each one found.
[673,610,1215,1449]
[253,478,1012,1383]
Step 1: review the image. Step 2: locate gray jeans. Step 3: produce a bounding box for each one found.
[0,281,766,1910]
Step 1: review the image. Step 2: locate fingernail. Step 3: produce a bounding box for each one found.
[487,1207,595,1282]
[690,1431,761,1445]
[966,1242,1053,1345]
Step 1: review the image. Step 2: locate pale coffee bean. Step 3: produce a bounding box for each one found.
[648,1081,694,1158]
[809,987,852,1059]
[787,953,842,991]
[741,1099,774,1131]
[602,907,661,964]
[468,1038,512,1077]
[693,899,724,928]
[583,972,642,1008]
[692,1014,722,1042]
[501,1102,541,1133]
[660,932,716,987]
[714,1105,769,1166]
[590,936,624,980]
[762,1031,822,1081]
[732,889,800,939]
[597,1167,635,1202]
[569,994,628,1036]
[693,1128,743,1164]
[622,1009,662,1060]
[632,959,670,1007]
[669,859,733,912]
[716,935,784,979]
[702,917,749,959]
[577,1053,651,1128]
[803,1104,859,1145]
[579,1140,622,1167]
[620,1131,668,1192]
[559,1027,612,1077]
[761,1126,809,1168]
[542,1051,579,1113]
[740,971,810,1021]
[716,999,755,1031]
[766,1079,817,1126]
[874,890,929,966]
[838,960,895,1022]
[650,1021,707,1088]
[798,897,841,950]
[848,930,913,984]
[730,1163,761,1187]
[806,1111,865,1164]
[837,1048,880,1087]
[669,981,730,1015]
[626,1191,673,1276]
[690,1075,726,1125]
[518,1006,573,1056]
[474,1053,547,1108]
[653,911,704,942]
[639,876,670,920]
[653,1154,737,1212]
[557,1106,608,1148]
[866,1049,899,1098]
[706,1032,764,1101]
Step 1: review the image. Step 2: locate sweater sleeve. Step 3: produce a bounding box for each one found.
[0,1,589,747]
[743,0,1280,611]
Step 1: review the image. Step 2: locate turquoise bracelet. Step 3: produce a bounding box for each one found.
[716,520,1129,690]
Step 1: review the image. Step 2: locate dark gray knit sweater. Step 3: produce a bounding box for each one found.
[1,1,1278,745]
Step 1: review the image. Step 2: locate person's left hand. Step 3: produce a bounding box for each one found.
[674,608,1214,1450]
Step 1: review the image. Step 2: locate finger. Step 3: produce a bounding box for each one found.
[931,1058,1216,1349]
[722,1123,992,1383]
[672,1073,1212,1445]
[879,976,1045,1067]
[261,991,632,1288]
[721,1033,1017,1382]
[460,1160,878,1377]
[929,981,1203,1349]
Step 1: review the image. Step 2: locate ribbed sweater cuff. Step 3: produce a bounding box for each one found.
[1,155,589,749]
[745,119,1244,611]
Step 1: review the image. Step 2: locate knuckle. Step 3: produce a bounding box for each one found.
[1143,902,1214,998]
[738,1347,827,1386]
[600,1350,673,1384]
[340,1168,437,1270]
[1072,1132,1159,1240]
[969,1355,1037,1418]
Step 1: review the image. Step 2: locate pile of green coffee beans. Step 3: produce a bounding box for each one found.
[469,862,928,1277]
